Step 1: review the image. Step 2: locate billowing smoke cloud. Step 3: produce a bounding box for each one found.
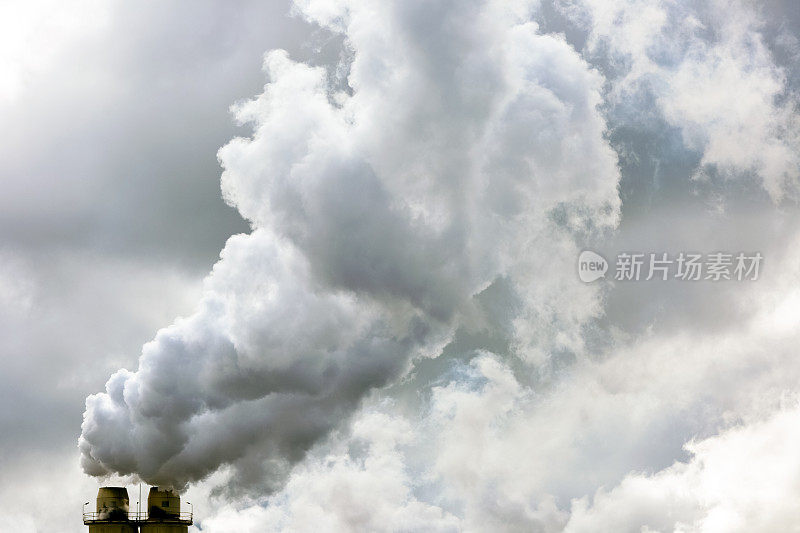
[80,0,800,529]
[79,0,620,491]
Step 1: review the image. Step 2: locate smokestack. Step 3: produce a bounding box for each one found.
[83,486,192,533]
[83,487,137,533]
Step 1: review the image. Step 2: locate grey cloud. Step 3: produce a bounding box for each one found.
[0,0,327,268]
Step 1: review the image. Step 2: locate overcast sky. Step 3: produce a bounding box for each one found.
[3,1,800,532]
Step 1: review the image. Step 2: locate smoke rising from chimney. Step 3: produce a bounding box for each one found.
[79,0,621,493]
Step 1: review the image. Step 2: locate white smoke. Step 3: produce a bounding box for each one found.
[80,0,620,492]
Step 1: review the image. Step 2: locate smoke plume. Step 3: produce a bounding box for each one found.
[79,0,800,530]
[79,0,620,492]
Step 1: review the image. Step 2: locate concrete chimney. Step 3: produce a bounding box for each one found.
[84,486,192,533]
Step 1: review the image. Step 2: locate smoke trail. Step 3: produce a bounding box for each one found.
[79,0,621,493]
